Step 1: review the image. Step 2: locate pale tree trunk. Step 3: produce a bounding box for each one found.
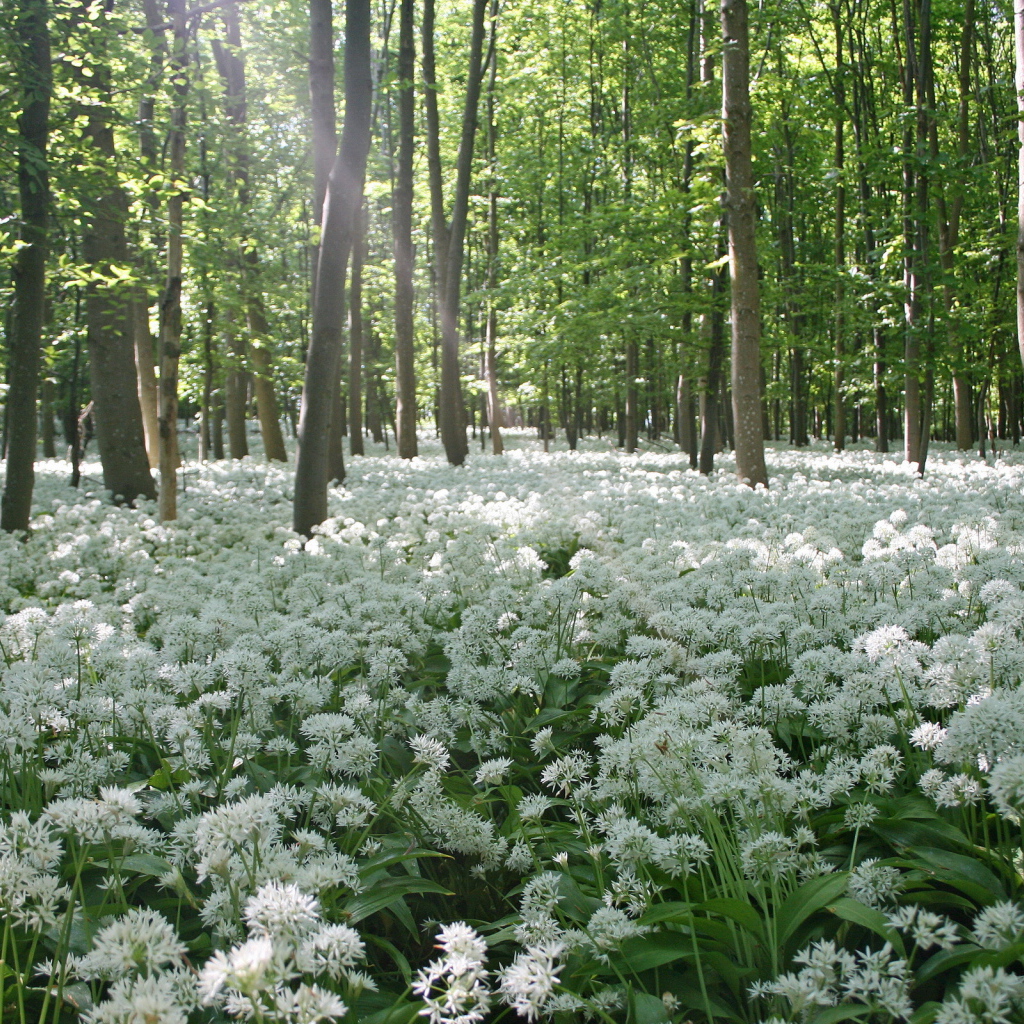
[1016,0,1024,374]
[293,0,371,536]
[158,0,188,522]
[132,299,160,467]
[2,0,50,533]
[423,0,488,466]
[393,0,418,458]
[721,0,767,488]
[134,0,164,471]
[213,0,286,462]
[77,0,155,504]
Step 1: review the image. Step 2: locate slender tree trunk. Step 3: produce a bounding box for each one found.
[293,0,372,536]
[2,0,51,533]
[309,0,336,306]
[625,339,639,452]
[134,0,164,471]
[699,269,726,474]
[132,298,160,467]
[224,329,249,458]
[41,375,56,458]
[1016,0,1024,373]
[348,205,366,459]
[158,0,188,522]
[393,0,418,459]
[832,3,846,451]
[213,0,286,462]
[77,1,155,503]
[483,0,503,456]
[721,0,767,487]
[424,0,488,466]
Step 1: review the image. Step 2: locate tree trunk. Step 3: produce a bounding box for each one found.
[212,0,286,462]
[77,1,155,504]
[424,0,488,466]
[625,339,639,452]
[132,297,160,467]
[309,0,336,306]
[157,0,188,522]
[348,205,366,459]
[721,0,767,487]
[699,269,726,474]
[41,375,56,458]
[224,329,249,458]
[832,2,846,452]
[2,0,51,534]
[393,0,418,459]
[483,0,503,456]
[1016,0,1024,375]
[293,0,371,536]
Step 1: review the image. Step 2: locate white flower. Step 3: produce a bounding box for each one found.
[498,942,565,1021]
[475,758,514,786]
[244,881,320,941]
[910,721,948,751]
[410,735,451,772]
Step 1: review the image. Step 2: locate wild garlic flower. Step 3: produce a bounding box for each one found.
[498,942,565,1021]
[76,908,186,980]
[413,922,490,1024]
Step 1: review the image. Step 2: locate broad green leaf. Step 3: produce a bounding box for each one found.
[778,871,850,949]
[632,991,669,1024]
[808,1006,873,1024]
[344,876,453,924]
[826,897,905,957]
[700,897,767,942]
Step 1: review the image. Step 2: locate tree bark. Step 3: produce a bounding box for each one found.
[2,0,51,534]
[309,0,336,306]
[721,0,767,487]
[132,298,160,467]
[348,205,365,459]
[832,2,846,452]
[424,0,488,466]
[483,0,502,456]
[77,1,155,504]
[157,0,188,522]
[393,0,418,458]
[293,0,372,536]
[213,0,286,462]
[1016,0,1024,375]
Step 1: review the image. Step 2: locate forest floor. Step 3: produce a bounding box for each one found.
[2,433,1024,1023]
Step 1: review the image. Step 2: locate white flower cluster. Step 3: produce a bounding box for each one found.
[5,436,1024,1020]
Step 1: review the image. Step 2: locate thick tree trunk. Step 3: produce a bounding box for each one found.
[293,0,371,536]
[721,0,767,487]
[157,0,188,522]
[77,4,155,503]
[224,329,249,458]
[393,0,418,459]
[2,0,51,534]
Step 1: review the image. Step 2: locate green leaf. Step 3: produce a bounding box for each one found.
[808,1006,873,1024]
[909,848,1006,902]
[344,876,453,924]
[632,991,669,1024]
[826,898,905,957]
[365,933,413,985]
[700,897,767,942]
[778,871,850,950]
[617,931,693,973]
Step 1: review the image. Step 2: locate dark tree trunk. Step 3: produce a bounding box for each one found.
[424,0,488,466]
[2,0,51,534]
[721,0,767,487]
[77,1,155,503]
[293,0,372,536]
[393,0,418,458]
[309,0,336,305]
